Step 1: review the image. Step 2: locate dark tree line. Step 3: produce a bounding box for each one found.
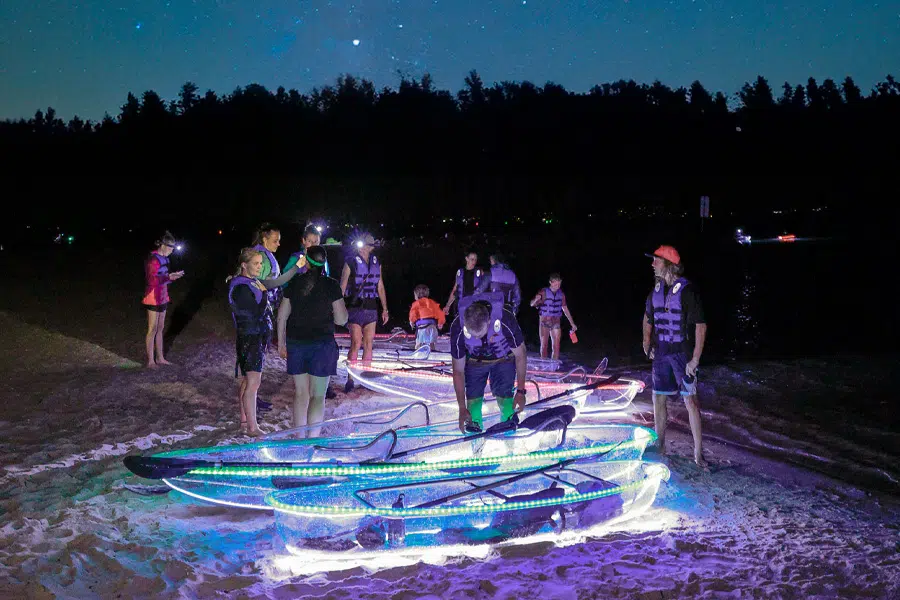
[2,71,898,225]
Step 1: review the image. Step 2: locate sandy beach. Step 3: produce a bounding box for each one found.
[1,287,898,599]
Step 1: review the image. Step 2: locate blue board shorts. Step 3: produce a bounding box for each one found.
[652,352,697,396]
[286,338,339,377]
[347,309,378,327]
[465,357,516,400]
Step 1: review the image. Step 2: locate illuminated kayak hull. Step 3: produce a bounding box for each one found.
[155,423,657,510]
[345,359,643,413]
[269,459,670,552]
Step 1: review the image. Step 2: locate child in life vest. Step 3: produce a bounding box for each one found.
[408,284,446,351]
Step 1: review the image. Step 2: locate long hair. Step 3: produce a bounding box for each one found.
[227,247,262,282]
[296,245,328,297]
[657,259,685,283]
[252,223,279,246]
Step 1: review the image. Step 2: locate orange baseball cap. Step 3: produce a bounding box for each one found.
[645,245,681,265]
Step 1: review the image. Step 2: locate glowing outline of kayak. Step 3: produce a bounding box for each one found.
[267,458,671,551]
[148,422,657,511]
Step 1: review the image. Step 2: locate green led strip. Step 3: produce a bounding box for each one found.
[265,463,670,518]
[185,437,651,478]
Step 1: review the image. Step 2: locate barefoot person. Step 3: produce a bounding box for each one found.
[339,233,389,366]
[142,231,184,368]
[443,251,486,316]
[450,291,528,433]
[530,273,577,361]
[277,246,348,437]
[642,245,708,467]
[227,248,272,437]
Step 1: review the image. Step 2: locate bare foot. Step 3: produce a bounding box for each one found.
[239,420,248,433]
[695,455,710,471]
[146,362,158,369]
[156,358,173,366]
[245,428,266,438]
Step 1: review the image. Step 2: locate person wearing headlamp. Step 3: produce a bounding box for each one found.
[339,233,389,366]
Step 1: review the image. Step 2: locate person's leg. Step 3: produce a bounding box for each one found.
[463,362,491,430]
[683,393,706,467]
[650,355,679,455]
[306,375,330,438]
[550,325,562,361]
[145,309,159,368]
[489,360,517,421]
[538,322,550,359]
[347,322,362,362]
[238,376,248,430]
[292,374,311,429]
[242,371,263,435]
[361,320,377,363]
[154,310,171,365]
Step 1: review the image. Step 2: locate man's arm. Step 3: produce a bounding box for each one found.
[687,323,707,376]
[377,277,389,325]
[444,281,458,312]
[452,356,469,432]
[339,263,350,295]
[511,342,528,411]
[276,297,292,357]
[642,313,654,359]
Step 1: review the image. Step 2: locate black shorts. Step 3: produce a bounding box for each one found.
[235,333,270,376]
[143,302,169,313]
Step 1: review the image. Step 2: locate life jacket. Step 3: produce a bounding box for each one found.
[458,292,511,359]
[455,267,485,299]
[650,277,690,349]
[489,264,518,308]
[142,251,170,306]
[539,287,564,318]
[253,244,282,305]
[228,276,270,335]
[415,318,438,329]
[345,254,381,302]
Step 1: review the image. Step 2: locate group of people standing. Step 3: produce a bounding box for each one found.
[141,226,708,466]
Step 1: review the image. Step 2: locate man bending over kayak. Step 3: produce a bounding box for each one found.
[450,291,528,434]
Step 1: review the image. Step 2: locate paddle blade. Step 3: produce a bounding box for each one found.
[123,455,207,480]
[520,405,576,431]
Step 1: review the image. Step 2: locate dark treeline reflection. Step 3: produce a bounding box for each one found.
[2,71,899,225]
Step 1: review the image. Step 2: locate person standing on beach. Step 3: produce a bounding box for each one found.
[529,273,577,361]
[339,233,389,367]
[443,251,486,316]
[642,245,708,467]
[284,224,330,278]
[251,223,283,332]
[409,284,446,351]
[487,254,522,315]
[450,291,528,433]
[277,245,347,436]
[227,248,273,437]
[142,231,184,368]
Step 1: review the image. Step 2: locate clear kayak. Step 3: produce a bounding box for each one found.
[345,358,642,414]
[268,458,670,552]
[124,410,657,511]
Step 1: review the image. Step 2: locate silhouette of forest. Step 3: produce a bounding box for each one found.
[2,71,898,225]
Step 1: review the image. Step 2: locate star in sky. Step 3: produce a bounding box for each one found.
[1,0,897,120]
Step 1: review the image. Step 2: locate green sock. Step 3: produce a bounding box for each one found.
[467,397,484,428]
[497,397,515,421]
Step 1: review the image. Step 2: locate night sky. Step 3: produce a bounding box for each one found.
[2,1,897,121]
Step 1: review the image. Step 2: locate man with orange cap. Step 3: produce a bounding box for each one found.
[642,245,708,468]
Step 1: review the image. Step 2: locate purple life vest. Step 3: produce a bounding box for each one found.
[228,276,270,335]
[458,292,512,359]
[346,254,381,303]
[539,287,564,318]
[253,244,282,306]
[414,318,438,329]
[152,252,170,278]
[489,264,520,310]
[455,267,485,299]
[651,277,690,347]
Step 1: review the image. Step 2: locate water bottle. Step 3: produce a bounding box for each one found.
[569,330,578,344]
[387,494,406,547]
[682,370,698,395]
